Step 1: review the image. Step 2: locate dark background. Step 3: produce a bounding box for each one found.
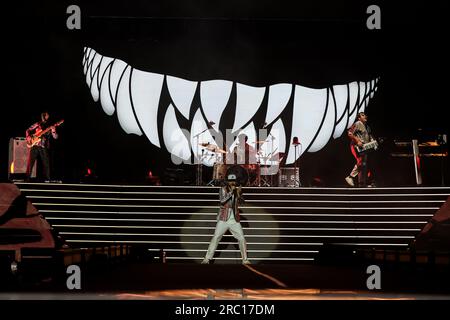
[2,0,448,186]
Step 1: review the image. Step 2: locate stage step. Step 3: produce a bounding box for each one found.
[14,183,450,264]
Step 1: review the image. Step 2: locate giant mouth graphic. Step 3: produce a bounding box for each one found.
[83,46,379,166]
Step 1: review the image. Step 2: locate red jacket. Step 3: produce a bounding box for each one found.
[218,186,244,222]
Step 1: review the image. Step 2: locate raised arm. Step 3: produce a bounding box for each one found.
[219,187,233,205]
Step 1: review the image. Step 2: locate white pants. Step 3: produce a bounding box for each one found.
[204,219,248,261]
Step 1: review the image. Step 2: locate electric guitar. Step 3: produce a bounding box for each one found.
[26,120,64,148]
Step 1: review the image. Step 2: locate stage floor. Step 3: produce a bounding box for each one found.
[1,290,449,300]
[2,263,449,300]
[2,183,449,301]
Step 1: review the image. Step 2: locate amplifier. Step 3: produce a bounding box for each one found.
[8,137,36,179]
[278,167,300,187]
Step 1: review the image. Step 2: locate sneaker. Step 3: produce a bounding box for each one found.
[242,259,251,265]
[345,176,355,187]
[201,259,210,264]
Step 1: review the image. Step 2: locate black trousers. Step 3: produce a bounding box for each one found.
[27,146,50,180]
[359,154,369,187]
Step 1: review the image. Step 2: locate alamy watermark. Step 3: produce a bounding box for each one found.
[366,5,381,30]
[66,5,81,30]
[66,264,81,290]
[366,265,381,290]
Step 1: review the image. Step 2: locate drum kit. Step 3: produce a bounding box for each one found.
[198,141,284,187]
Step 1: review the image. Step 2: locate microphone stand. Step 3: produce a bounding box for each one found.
[193,127,211,186]
[263,123,276,187]
[293,141,302,187]
[268,132,276,187]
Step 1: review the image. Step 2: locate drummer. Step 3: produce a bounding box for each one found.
[233,134,258,166]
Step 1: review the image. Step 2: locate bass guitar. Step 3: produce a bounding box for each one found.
[26,120,64,148]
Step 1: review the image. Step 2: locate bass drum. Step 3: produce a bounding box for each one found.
[243,164,260,186]
[212,163,228,181]
[226,165,249,186]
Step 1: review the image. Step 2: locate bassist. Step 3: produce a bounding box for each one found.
[26,112,58,181]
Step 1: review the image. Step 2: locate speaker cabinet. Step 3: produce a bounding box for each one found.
[278,167,300,187]
[8,137,36,179]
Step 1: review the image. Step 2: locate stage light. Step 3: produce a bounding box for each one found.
[85,167,93,177]
[81,163,98,183]
[180,205,280,262]
[146,169,161,185]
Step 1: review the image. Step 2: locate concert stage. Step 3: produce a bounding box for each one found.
[12,182,450,264]
[1,182,449,301]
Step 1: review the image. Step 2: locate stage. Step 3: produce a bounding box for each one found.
[10,182,450,263]
[1,182,449,301]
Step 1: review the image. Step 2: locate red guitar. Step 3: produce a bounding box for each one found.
[26,120,64,148]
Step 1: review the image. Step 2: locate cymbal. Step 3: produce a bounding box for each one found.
[212,147,227,154]
[204,145,227,154]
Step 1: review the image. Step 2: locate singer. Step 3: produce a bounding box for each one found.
[201,173,250,264]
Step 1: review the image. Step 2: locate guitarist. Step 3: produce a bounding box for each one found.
[26,112,58,181]
[345,112,375,187]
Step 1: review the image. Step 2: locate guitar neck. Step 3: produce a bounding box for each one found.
[40,127,53,135]
[36,121,62,137]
